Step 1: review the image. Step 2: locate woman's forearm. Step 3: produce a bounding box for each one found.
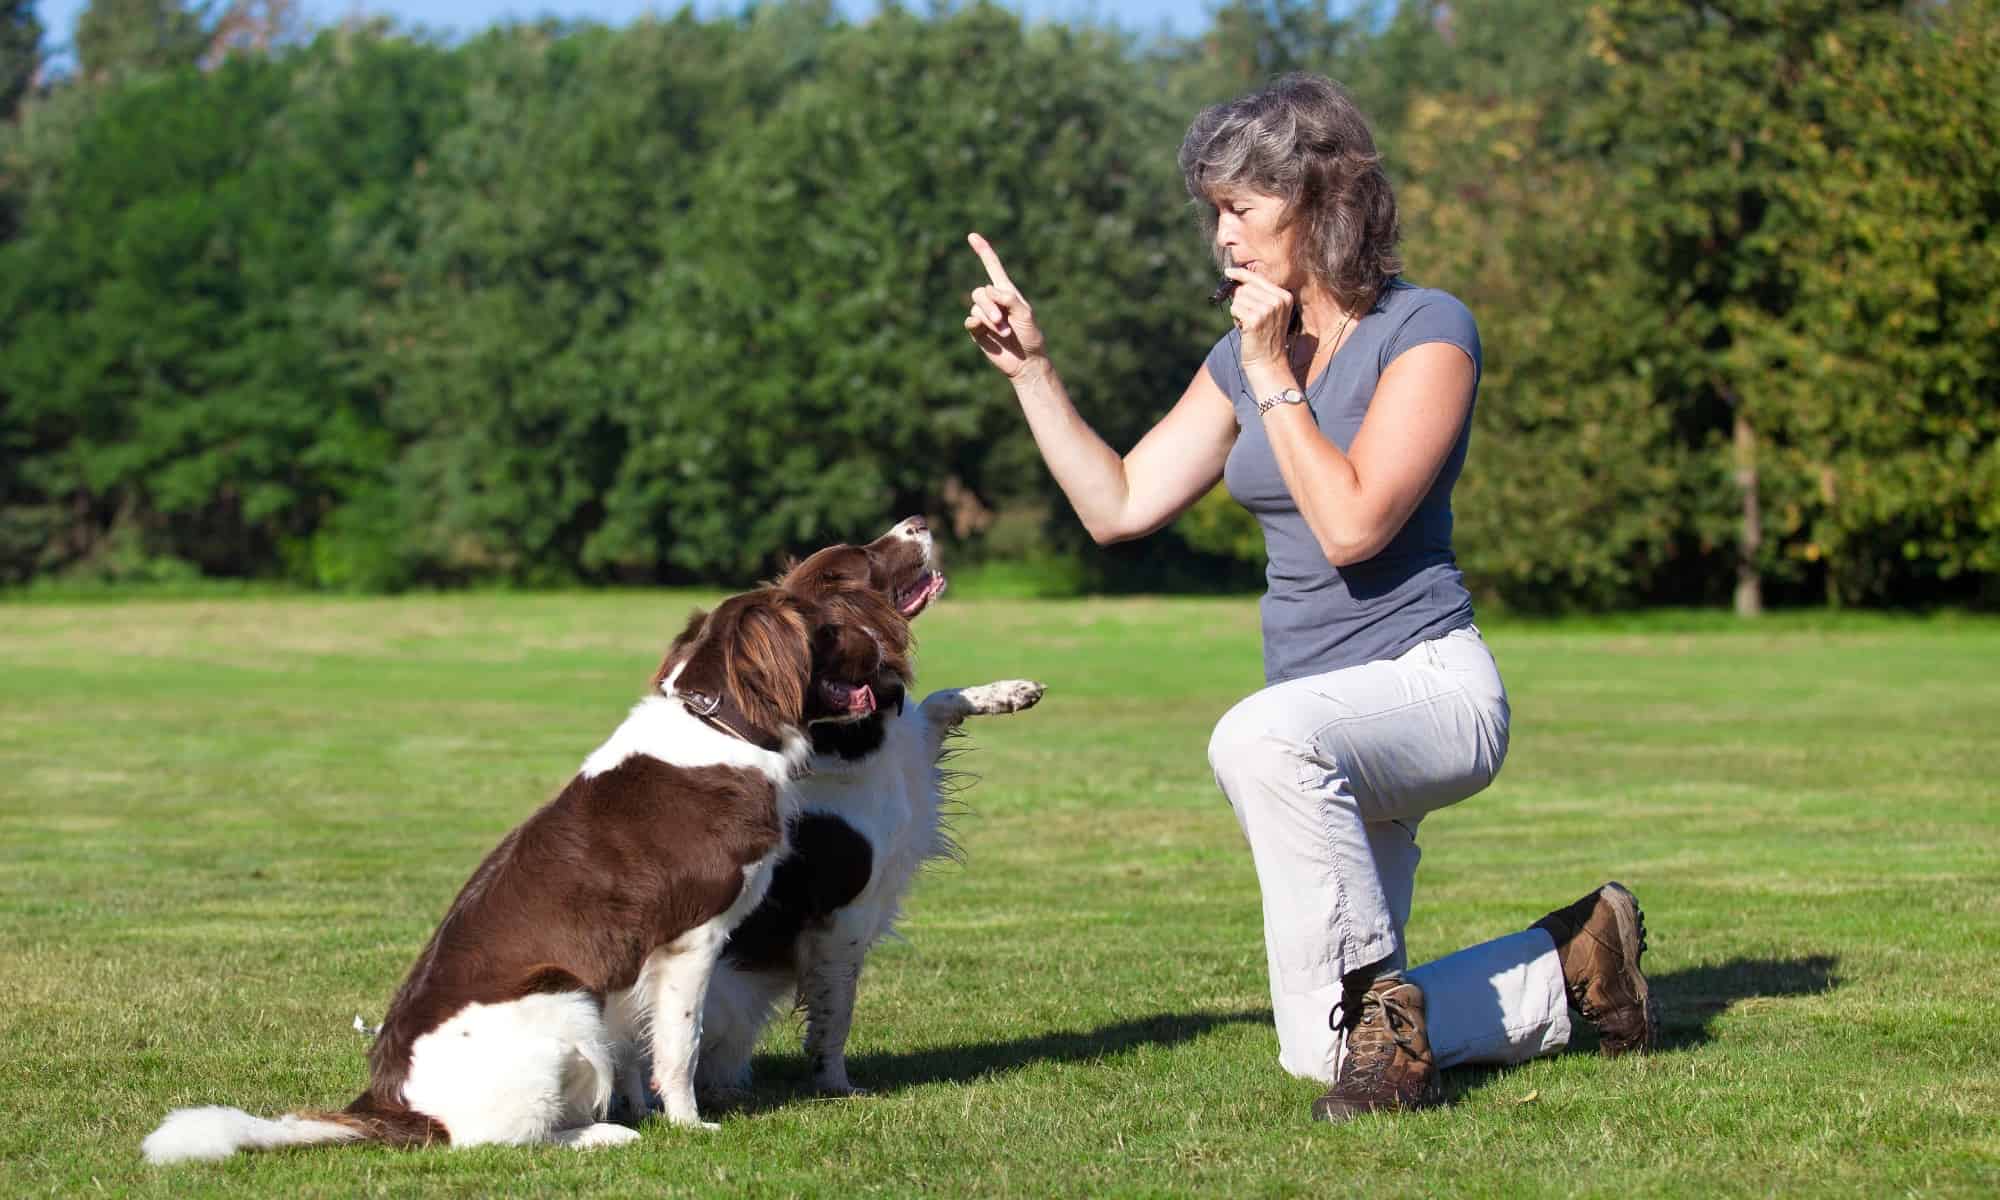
[1240,359,1376,564]
[1262,406,1378,563]
[1242,347,1474,567]
[1009,360,1141,544]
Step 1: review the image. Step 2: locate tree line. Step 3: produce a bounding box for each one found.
[2,0,1994,611]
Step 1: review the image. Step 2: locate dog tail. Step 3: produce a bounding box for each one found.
[142,1094,446,1164]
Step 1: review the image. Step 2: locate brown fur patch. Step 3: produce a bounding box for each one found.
[362,758,786,1110]
[318,1099,452,1148]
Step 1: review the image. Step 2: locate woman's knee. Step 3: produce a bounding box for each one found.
[1209,698,1321,817]
[1208,694,1278,782]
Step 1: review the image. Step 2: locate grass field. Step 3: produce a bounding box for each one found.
[2,591,1997,1197]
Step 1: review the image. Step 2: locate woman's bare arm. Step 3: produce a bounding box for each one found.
[965,233,1238,545]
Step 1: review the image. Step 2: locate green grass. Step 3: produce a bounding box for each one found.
[2,593,1997,1197]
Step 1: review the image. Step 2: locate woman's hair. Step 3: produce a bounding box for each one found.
[1178,73,1401,315]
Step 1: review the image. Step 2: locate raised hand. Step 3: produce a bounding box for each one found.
[964,233,1048,380]
[1223,265,1296,373]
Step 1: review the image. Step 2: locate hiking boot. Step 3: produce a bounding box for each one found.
[1532,881,1657,1055]
[1311,973,1443,1122]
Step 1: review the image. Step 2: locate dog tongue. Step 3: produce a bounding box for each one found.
[901,572,946,616]
[846,683,876,716]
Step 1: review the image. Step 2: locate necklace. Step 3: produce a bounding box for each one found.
[1289,307,1357,390]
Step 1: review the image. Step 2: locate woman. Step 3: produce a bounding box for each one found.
[962,74,1655,1121]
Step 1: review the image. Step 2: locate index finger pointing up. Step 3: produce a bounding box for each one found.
[967,232,1016,291]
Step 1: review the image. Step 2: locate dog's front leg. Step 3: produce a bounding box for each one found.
[643,929,729,1130]
[798,937,866,1096]
[918,680,1045,734]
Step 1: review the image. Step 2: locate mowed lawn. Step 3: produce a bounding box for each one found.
[1,592,1996,1197]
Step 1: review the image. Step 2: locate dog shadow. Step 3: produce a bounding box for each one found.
[711,1008,1270,1116]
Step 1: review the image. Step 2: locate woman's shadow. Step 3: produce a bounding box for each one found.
[1642,952,1841,1052]
[1438,952,1840,1099]
[722,1008,1270,1113]
[719,954,1839,1112]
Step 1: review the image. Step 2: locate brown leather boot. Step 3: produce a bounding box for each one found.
[1532,881,1657,1055]
[1311,973,1443,1122]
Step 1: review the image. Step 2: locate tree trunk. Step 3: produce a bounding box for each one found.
[1733,410,1762,618]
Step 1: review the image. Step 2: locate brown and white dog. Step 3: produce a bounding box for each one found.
[143,583,907,1162]
[693,516,1044,1099]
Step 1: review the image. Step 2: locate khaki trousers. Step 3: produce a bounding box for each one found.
[1208,625,1570,1083]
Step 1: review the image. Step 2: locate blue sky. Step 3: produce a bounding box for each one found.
[34,0,1223,62]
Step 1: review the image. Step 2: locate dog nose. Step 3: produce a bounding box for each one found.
[900,516,928,537]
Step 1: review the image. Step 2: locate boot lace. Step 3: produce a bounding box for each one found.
[1336,986,1427,1082]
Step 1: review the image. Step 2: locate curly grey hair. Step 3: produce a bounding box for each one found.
[1178,73,1401,316]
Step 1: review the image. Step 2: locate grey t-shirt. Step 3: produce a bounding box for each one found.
[1207,280,1479,685]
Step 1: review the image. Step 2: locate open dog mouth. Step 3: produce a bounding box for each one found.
[896,570,947,618]
[817,679,878,720]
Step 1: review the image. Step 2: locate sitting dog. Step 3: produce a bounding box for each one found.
[143,582,906,1163]
[694,516,1045,1099]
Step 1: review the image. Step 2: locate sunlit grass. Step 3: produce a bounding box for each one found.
[2,594,1996,1196]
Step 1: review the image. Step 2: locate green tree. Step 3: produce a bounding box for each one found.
[591,4,1217,581]
[1582,0,1912,614]
[1396,89,1692,610]
[1735,0,2000,604]
[74,0,208,81]
[0,31,465,584]
[1,0,39,120]
[362,12,770,584]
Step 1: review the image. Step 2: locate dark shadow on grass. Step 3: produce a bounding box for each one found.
[712,1008,1271,1116]
[1441,953,1841,1101]
[1644,953,1841,1053]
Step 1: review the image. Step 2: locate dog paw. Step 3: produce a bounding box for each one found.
[557,1123,642,1150]
[959,680,1045,715]
[696,1085,754,1113]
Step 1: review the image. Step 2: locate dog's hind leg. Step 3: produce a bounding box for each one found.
[602,986,655,1122]
[400,991,615,1148]
[548,1123,642,1149]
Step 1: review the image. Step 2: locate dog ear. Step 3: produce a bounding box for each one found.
[652,606,711,693]
[782,544,875,595]
[719,591,814,734]
[814,581,914,685]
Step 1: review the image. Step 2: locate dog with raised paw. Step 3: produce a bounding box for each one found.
[144,582,904,1162]
[691,516,1046,1101]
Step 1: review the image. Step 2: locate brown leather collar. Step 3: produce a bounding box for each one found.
[679,689,785,753]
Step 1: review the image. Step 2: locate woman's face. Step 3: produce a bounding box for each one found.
[1211,187,1306,293]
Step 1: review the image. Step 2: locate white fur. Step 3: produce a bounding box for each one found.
[581,677,811,782]
[395,700,803,1142]
[401,991,618,1147]
[142,1108,362,1164]
[698,680,1043,1096]
[608,855,781,1129]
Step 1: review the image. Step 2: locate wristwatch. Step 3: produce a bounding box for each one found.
[1256,387,1308,415]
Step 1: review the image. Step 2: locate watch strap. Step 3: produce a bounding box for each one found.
[1256,386,1308,415]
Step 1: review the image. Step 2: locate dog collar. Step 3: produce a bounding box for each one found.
[679,689,785,754]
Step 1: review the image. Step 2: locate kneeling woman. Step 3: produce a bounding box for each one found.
[961,73,1655,1119]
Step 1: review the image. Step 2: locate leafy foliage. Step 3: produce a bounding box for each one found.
[73,0,208,81]
[0,0,1993,606]
[0,0,38,121]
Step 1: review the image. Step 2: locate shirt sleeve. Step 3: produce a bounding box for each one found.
[1380,290,1482,385]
